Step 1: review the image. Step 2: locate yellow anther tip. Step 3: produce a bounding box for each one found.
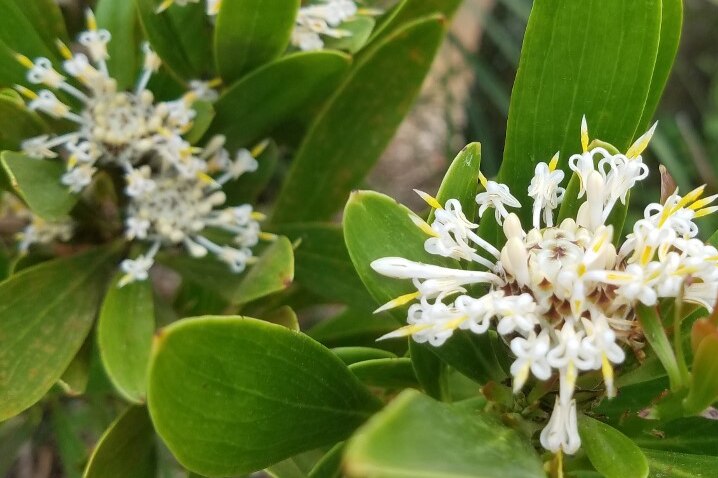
[549,152,560,171]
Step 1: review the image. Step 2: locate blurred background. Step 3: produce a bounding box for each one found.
[5,0,718,476]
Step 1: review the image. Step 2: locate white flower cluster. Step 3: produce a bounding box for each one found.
[14,11,266,286]
[156,0,222,16]
[371,118,718,455]
[292,0,361,51]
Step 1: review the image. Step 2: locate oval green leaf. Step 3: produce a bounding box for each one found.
[271,16,446,223]
[6,0,69,49]
[96,0,141,90]
[683,334,718,415]
[500,0,662,223]
[209,51,351,150]
[0,96,47,150]
[344,390,544,478]
[348,358,418,389]
[0,246,117,420]
[214,0,299,83]
[98,274,155,403]
[83,406,156,478]
[643,448,718,477]
[148,316,382,477]
[578,414,649,478]
[1,151,78,220]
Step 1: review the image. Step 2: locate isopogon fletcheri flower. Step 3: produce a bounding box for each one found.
[13,10,270,286]
[371,118,718,455]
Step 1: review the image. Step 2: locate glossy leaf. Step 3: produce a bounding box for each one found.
[0,0,58,86]
[96,0,140,90]
[308,443,344,478]
[210,51,351,150]
[578,414,649,478]
[214,0,299,83]
[148,316,381,476]
[231,236,294,305]
[263,305,300,331]
[409,340,446,400]
[643,449,718,478]
[7,0,69,48]
[83,406,156,478]
[332,347,397,366]
[0,246,116,420]
[683,334,718,415]
[344,390,544,478]
[223,139,278,205]
[500,0,662,224]
[59,338,92,396]
[636,304,684,390]
[162,236,294,305]
[271,223,374,310]
[343,190,507,383]
[307,308,402,353]
[134,0,213,81]
[429,142,482,223]
[631,417,718,455]
[185,100,214,145]
[1,151,77,220]
[272,16,446,223]
[324,17,375,54]
[636,0,683,132]
[98,274,155,403]
[348,358,419,389]
[371,0,462,43]
[0,96,47,150]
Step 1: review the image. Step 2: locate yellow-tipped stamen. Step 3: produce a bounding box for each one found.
[548,152,560,172]
[689,194,718,211]
[626,122,658,159]
[196,172,218,186]
[377,323,432,341]
[85,9,98,31]
[182,91,198,105]
[694,206,718,218]
[442,316,468,331]
[251,139,270,157]
[14,85,38,100]
[581,115,589,153]
[601,353,615,398]
[478,171,489,189]
[14,53,34,69]
[67,154,78,169]
[640,245,655,265]
[408,213,439,238]
[207,77,223,88]
[673,185,706,212]
[55,40,73,60]
[414,189,442,210]
[258,232,278,241]
[374,291,420,314]
[250,211,266,221]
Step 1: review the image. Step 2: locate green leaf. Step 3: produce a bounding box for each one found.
[263,305,300,331]
[500,0,662,224]
[409,340,446,400]
[636,303,684,390]
[83,406,156,478]
[96,0,140,90]
[271,223,375,310]
[332,347,397,366]
[1,151,77,220]
[0,246,116,420]
[98,273,155,403]
[209,51,351,150]
[148,316,381,476]
[428,142,482,223]
[308,443,344,478]
[134,0,213,81]
[6,0,69,48]
[578,414,649,478]
[636,0,683,133]
[214,0,299,83]
[344,390,544,478]
[323,17,376,54]
[371,0,462,43]
[59,337,92,396]
[630,417,718,455]
[271,16,446,223]
[349,358,418,389]
[683,333,718,415]
[343,190,506,383]
[0,96,48,150]
[185,100,214,145]
[231,236,294,305]
[161,236,294,305]
[643,449,718,477]
[307,308,402,353]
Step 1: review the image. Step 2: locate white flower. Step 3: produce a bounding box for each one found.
[17,216,74,253]
[291,0,377,51]
[475,172,521,225]
[540,398,581,455]
[119,252,156,287]
[527,154,565,228]
[370,120,718,455]
[61,164,96,193]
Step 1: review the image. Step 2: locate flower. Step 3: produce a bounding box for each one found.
[370,118,718,455]
[291,0,380,51]
[12,10,270,286]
